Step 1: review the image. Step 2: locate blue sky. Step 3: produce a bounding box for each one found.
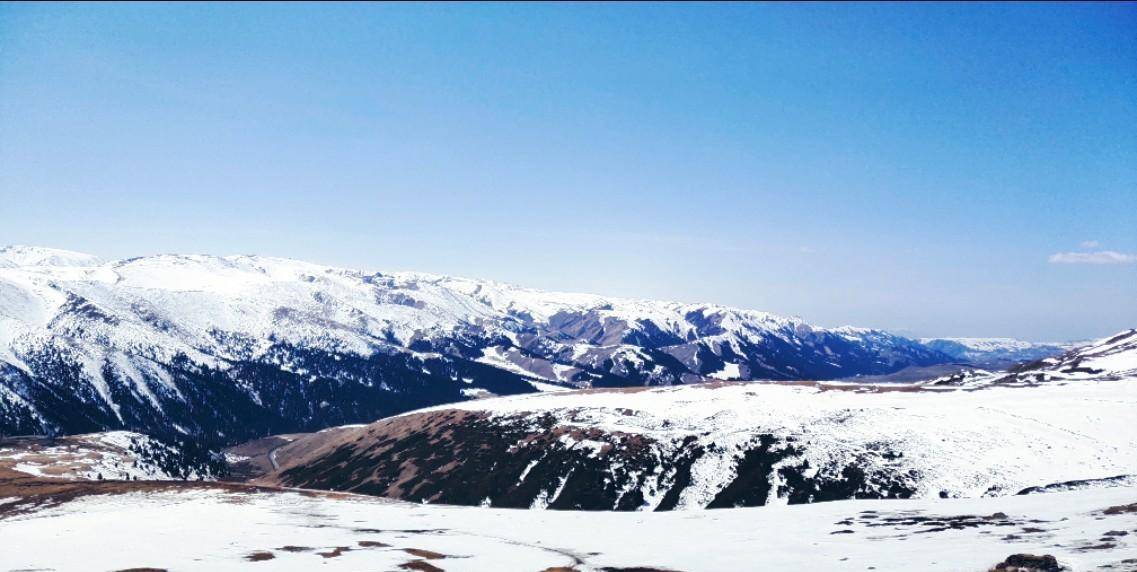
[1,3,1134,341]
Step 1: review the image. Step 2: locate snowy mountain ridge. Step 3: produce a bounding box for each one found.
[0,245,104,268]
[0,246,953,442]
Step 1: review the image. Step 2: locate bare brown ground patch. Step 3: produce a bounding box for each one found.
[400,561,445,572]
[403,548,447,559]
[253,410,488,489]
[317,546,352,558]
[244,551,275,561]
[1103,502,1137,515]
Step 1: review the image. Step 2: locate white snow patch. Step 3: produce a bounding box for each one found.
[0,485,1135,571]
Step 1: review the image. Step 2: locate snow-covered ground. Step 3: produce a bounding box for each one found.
[0,483,1135,571]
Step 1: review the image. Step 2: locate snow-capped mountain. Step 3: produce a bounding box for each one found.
[919,337,1067,367]
[0,246,953,443]
[260,330,1137,510]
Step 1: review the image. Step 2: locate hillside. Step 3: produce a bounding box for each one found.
[0,430,222,481]
[258,331,1137,510]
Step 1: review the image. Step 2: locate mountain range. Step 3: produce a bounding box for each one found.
[2,245,977,444]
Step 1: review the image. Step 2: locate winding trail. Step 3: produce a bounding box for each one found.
[267,444,283,470]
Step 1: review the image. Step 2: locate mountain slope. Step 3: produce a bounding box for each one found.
[0,430,222,481]
[926,329,1137,388]
[260,330,1137,510]
[0,246,953,443]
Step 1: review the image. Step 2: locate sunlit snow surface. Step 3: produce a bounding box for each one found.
[1,485,1136,571]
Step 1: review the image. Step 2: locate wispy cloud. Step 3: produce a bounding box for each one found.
[1080,240,1101,249]
[1049,251,1137,265]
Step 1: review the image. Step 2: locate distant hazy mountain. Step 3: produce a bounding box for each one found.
[0,246,952,442]
[918,337,1067,367]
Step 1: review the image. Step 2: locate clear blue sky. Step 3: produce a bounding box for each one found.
[2,3,1135,341]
